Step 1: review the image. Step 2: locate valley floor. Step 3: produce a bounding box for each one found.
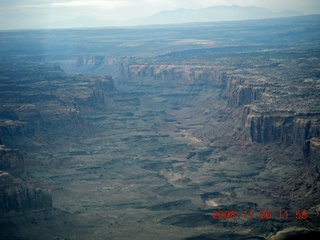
[2,83,318,240]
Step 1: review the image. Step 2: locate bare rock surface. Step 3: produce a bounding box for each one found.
[0,171,52,213]
[0,146,24,176]
[0,145,52,215]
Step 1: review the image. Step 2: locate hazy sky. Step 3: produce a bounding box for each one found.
[0,0,319,29]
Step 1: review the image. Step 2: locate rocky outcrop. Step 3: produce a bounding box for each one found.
[0,62,116,142]
[0,146,24,176]
[228,85,265,106]
[244,111,320,144]
[71,76,115,106]
[58,55,119,76]
[0,61,118,214]
[244,113,295,144]
[76,56,106,68]
[120,63,228,87]
[0,120,34,138]
[304,138,320,166]
[0,144,52,213]
[0,171,52,213]
[120,61,320,167]
[121,64,270,107]
[243,108,320,165]
[295,118,320,146]
[93,76,116,93]
[120,63,271,108]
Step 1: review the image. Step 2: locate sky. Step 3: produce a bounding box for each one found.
[0,0,319,29]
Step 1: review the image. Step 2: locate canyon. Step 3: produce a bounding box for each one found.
[0,15,320,240]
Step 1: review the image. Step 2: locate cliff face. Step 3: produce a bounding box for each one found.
[0,171,52,213]
[0,146,24,176]
[244,113,320,144]
[0,120,34,138]
[0,145,52,213]
[121,64,266,107]
[241,85,320,165]
[120,63,228,87]
[58,55,119,76]
[0,62,116,140]
[0,61,117,214]
[120,62,320,166]
[304,138,320,166]
[228,85,265,106]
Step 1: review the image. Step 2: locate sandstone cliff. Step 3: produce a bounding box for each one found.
[304,138,320,166]
[228,85,265,106]
[120,63,228,87]
[244,111,320,144]
[0,146,24,176]
[0,171,52,213]
[0,145,52,213]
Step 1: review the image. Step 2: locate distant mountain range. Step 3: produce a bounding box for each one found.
[130,5,302,25]
[46,5,303,29]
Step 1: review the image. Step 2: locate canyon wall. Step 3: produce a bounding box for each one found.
[304,138,320,166]
[120,63,320,166]
[243,112,320,145]
[0,144,52,213]
[58,55,119,77]
[0,61,116,214]
[0,171,52,213]
[0,147,24,176]
[0,62,116,141]
[120,63,228,87]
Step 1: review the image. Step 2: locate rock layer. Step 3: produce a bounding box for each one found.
[0,145,52,213]
[0,146,24,176]
[120,62,320,165]
[0,62,116,142]
[0,171,52,213]
[120,63,228,86]
[304,137,320,166]
[0,61,117,214]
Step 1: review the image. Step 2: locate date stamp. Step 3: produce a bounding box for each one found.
[212,210,308,220]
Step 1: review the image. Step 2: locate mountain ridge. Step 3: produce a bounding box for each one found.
[45,5,303,29]
[131,5,303,25]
